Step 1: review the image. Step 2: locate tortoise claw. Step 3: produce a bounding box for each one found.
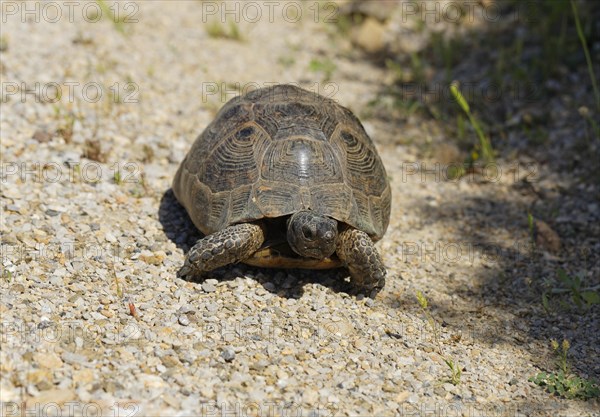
[367,284,384,299]
[176,263,194,279]
[354,280,385,299]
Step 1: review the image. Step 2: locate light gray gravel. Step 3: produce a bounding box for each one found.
[1,1,599,416]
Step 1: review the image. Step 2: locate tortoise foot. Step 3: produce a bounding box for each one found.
[178,223,265,279]
[336,228,386,298]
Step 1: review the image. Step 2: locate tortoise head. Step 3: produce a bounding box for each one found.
[287,210,338,259]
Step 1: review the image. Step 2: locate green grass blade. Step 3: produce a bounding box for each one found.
[450,82,495,161]
[571,0,600,112]
[450,83,470,113]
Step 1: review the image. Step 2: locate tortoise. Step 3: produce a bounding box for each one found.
[173,84,391,296]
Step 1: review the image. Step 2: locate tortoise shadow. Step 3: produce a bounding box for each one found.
[356,0,600,387]
[158,188,355,299]
[379,187,600,383]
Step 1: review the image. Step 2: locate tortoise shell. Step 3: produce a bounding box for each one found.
[173,84,391,241]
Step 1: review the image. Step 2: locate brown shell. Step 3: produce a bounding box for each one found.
[173,84,391,240]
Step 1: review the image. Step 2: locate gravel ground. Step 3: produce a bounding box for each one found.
[1,1,599,416]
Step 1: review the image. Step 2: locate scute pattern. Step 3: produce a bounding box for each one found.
[209,99,253,138]
[203,124,269,192]
[254,182,300,215]
[229,185,254,222]
[208,192,229,231]
[334,129,388,196]
[260,139,343,186]
[309,184,353,221]
[252,103,279,138]
[173,84,391,239]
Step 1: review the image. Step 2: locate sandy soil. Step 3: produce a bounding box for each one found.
[1,1,598,416]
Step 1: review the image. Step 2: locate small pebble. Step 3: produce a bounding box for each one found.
[45,209,60,217]
[178,315,190,326]
[202,281,217,293]
[220,347,235,362]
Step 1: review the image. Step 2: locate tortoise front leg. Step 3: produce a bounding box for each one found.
[177,223,265,279]
[336,228,386,297]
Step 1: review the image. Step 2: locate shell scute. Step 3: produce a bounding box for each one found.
[173,84,391,239]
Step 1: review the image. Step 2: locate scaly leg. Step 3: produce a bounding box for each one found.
[336,228,386,297]
[177,223,265,278]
